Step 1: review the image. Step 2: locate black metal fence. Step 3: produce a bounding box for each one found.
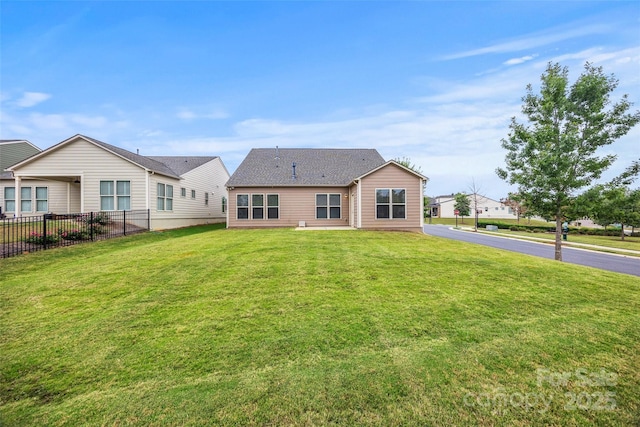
[1,209,150,259]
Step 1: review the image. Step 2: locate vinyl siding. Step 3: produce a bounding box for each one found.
[227,186,351,228]
[12,138,148,213]
[150,158,229,229]
[0,142,40,171]
[358,163,423,229]
[0,179,73,215]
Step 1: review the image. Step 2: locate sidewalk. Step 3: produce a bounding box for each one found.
[458,227,640,256]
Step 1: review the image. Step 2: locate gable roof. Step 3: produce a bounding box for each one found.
[7,134,220,179]
[226,148,386,187]
[355,160,428,181]
[1,140,41,176]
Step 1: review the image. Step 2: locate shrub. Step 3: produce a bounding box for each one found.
[59,229,87,241]
[24,231,60,245]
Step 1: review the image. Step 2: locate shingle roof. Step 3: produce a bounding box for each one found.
[81,136,182,179]
[147,156,218,176]
[226,148,386,187]
[5,135,220,179]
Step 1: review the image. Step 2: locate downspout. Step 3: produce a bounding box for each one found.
[356,179,362,229]
[420,179,425,227]
[145,170,151,210]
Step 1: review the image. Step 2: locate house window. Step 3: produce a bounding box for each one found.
[116,181,130,210]
[316,193,341,219]
[157,183,173,211]
[222,196,227,213]
[181,187,186,198]
[21,187,32,212]
[100,181,114,210]
[237,194,249,219]
[100,180,130,211]
[252,194,264,219]
[267,194,279,219]
[36,187,48,212]
[4,187,15,212]
[205,192,209,206]
[376,188,406,219]
[191,189,196,199]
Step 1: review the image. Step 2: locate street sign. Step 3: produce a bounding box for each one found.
[454,209,459,215]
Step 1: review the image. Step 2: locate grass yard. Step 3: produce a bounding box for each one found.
[1,224,639,426]
[486,229,640,253]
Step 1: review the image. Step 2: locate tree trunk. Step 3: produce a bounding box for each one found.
[621,224,625,241]
[555,216,563,261]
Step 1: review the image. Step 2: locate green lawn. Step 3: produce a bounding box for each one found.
[486,229,640,254]
[1,225,639,426]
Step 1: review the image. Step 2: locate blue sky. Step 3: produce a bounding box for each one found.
[1,1,639,199]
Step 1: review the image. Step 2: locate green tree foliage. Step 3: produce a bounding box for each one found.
[453,192,471,222]
[496,62,640,260]
[573,185,640,240]
[393,157,424,175]
[500,193,530,223]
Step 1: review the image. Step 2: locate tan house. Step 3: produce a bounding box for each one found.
[226,148,427,230]
[2,134,230,229]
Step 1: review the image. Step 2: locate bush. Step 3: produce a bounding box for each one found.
[59,229,87,241]
[24,232,60,245]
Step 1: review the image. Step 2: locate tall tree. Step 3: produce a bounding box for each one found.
[496,62,640,260]
[393,156,424,175]
[453,192,471,223]
[500,193,529,224]
[573,185,640,240]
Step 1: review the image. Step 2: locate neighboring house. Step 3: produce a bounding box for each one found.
[0,140,42,218]
[2,134,230,229]
[429,193,519,220]
[226,148,427,230]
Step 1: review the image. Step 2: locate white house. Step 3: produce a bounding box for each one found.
[1,134,230,229]
[429,193,519,220]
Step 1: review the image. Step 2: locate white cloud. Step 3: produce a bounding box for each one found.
[15,92,51,108]
[442,24,608,60]
[177,107,229,120]
[504,55,538,66]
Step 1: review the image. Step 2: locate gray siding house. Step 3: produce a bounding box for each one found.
[226,148,427,230]
[2,134,230,229]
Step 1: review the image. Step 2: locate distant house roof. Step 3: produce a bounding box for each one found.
[226,148,386,187]
[7,134,219,179]
[148,156,218,176]
[0,140,41,176]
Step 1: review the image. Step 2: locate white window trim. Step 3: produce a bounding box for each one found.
[315,193,341,220]
[267,193,279,220]
[35,186,48,212]
[157,183,174,211]
[375,188,407,220]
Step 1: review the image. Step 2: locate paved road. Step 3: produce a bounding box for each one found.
[423,225,640,277]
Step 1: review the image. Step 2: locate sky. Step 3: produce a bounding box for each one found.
[1,1,639,199]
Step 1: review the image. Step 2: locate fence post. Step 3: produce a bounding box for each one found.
[90,211,95,241]
[43,214,48,249]
[123,210,127,236]
[147,209,150,230]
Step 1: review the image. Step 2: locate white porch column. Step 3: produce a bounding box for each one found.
[80,174,85,213]
[14,176,21,217]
